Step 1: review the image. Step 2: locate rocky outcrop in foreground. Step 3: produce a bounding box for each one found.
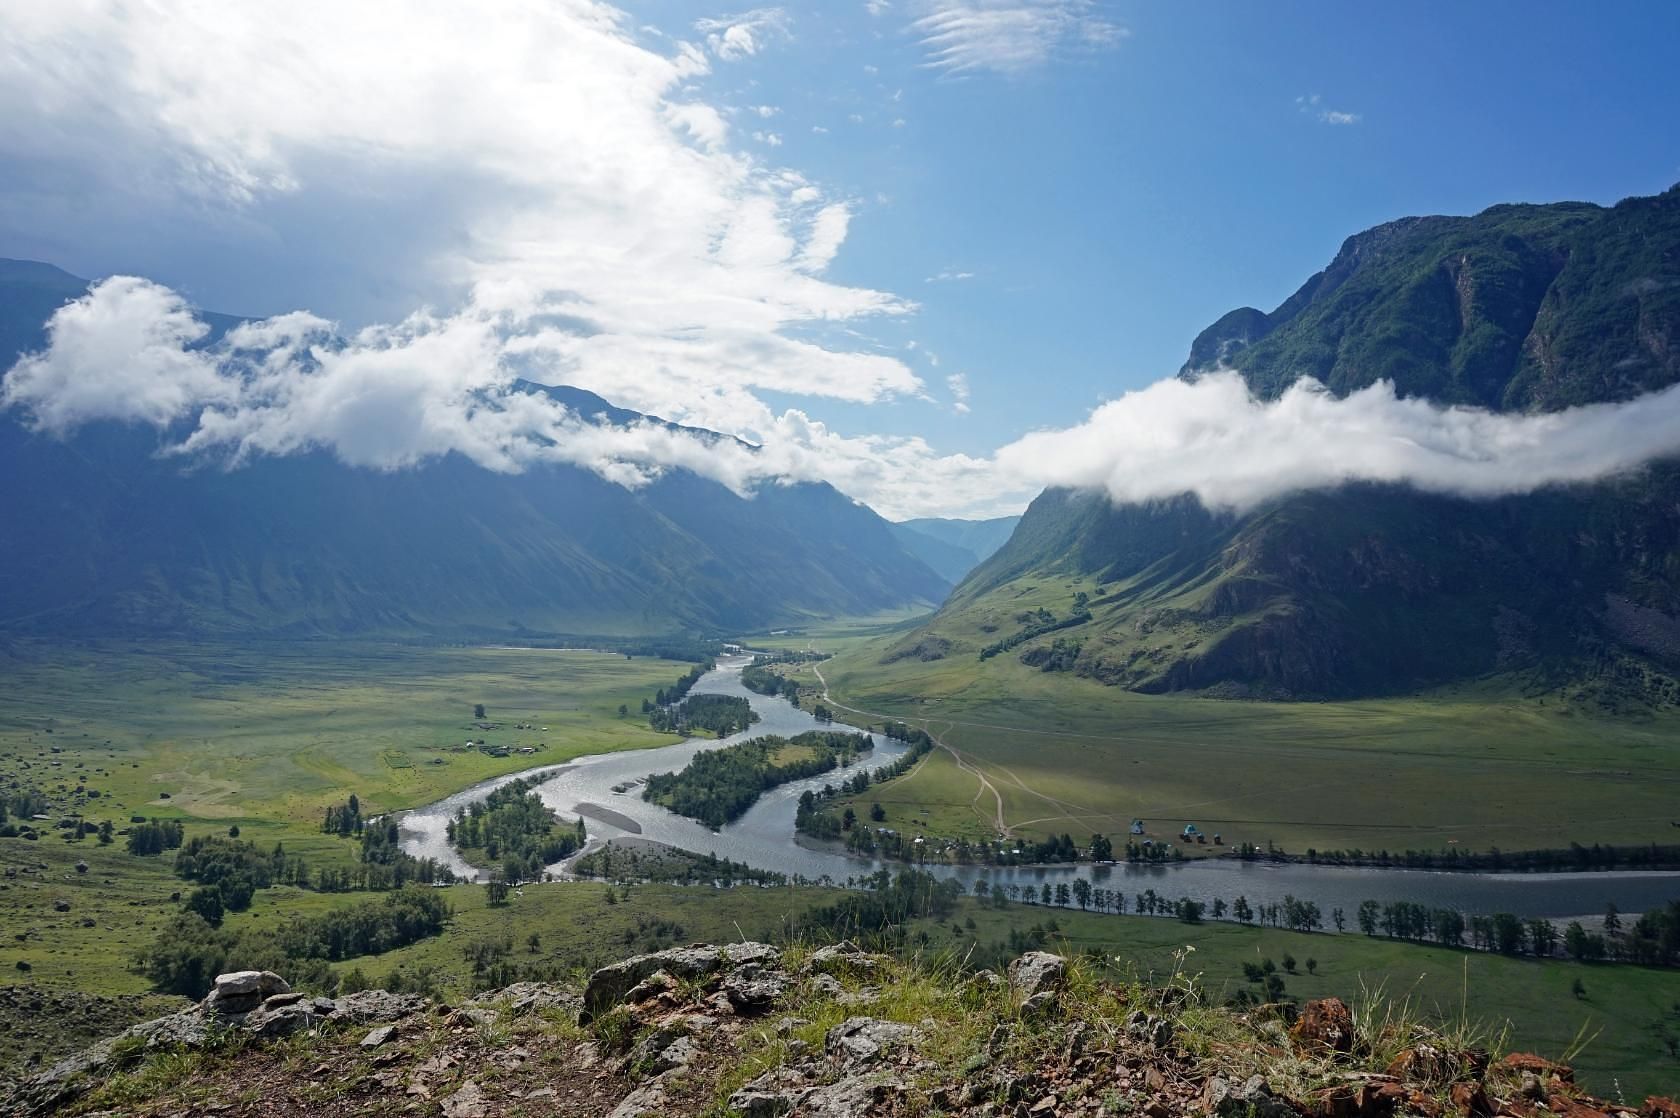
[5,944,1675,1118]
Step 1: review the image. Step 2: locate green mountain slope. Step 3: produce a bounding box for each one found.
[890,516,1021,583]
[890,186,1680,701]
[0,262,950,639]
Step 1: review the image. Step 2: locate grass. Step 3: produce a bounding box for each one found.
[816,624,1680,855]
[0,639,689,832]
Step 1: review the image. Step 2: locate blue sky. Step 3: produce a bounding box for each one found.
[2,1,1677,517]
[665,1,1680,455]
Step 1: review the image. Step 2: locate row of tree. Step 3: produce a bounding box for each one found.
[1245,841,1680,874]
[140,886,453,997]
[794,722,934,841]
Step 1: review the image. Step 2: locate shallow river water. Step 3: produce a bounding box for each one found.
[400,656,1680,920]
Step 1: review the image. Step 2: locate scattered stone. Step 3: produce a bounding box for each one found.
[361,1024,398,1048]
[723,964,790,1012]
[439,1079,487,1118]
[811,973,843,997]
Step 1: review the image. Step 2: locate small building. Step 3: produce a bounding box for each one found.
[1130,819,1145,835]
[1182,823,1200,839]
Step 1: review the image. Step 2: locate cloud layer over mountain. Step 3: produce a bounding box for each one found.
[7,278,1678,519]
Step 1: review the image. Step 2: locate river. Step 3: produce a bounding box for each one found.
[399,655,1680,921]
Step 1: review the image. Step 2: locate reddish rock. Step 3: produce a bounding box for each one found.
[1355,1080,1408,1117]
[1647,1099,1680,1118]
[1291,998,1356,1055]
[1544,1097,1613,1118]
[1449,1081,1493,1117]
[1306,1085,1359,1118]
[1496,1053,1573,1084]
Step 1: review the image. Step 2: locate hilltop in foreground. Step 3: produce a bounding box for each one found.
[10,941,1675,1118]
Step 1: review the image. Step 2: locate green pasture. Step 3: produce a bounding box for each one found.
[817,631,1680,856]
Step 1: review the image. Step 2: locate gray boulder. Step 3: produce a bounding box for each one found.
[825,1017,919,1071]
[1006,952,1067,999]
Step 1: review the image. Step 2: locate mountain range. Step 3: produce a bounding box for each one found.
[889,516,1020,584]
[0,260,951,640]
[888,185,1680,703]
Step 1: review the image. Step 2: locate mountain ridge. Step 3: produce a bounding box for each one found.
[0,261,950,640]
[890,185,1680,701]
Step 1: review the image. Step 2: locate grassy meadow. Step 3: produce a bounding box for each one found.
[815,614,1680,856]
[0,639,691,836]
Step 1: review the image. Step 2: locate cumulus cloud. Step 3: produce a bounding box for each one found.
[695,8,791,60]
[946,372,971,414]
[911,1,1127,76]
[996,372,1680,511]
[9,282,1680,521]
[1296,94,1361,125]
[0,0,919,444]
[2,276,1008,519]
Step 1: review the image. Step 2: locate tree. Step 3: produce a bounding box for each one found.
[486,879,510,906]
[1054,883,1071,908]
[228,825,240,838]
[1306,957,1318,975]
[842,807,856,831]
[870,803,886,822]
[527,932,542,953]
[1178,898,1205,924]
[1211,897,1227,920]
[1089,833,1113,862]
[1571,977,1586,999]
[617,704,628,718]
[1071,879,1092,910]
[1604,903,1621,934]
[1232,895,1253,925]
[474,704,486,720]
[1282,953,1297,974]
[185,886,225,928]
[1357,900,1380,936]
[1332,907,1346,933]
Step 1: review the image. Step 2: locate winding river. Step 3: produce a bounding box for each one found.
[400,656,1680,921]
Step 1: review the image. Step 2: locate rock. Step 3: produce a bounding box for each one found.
[1449,1081,1493,1117]
[212,970,290,998]
[1125,1010,1175,1049]
[1519,1071,1545,1101]
[475,982,581,1020]
[803,941,884,978]
[1019,991,1059,1019]
[262,991,305,1009]
[440,1080,488,1118]
[1498,1053,1573,1083]
[1356,1080,1409,1116]
[629,1023,694,1074]
[243,1001,318,1038]
[1291,998,1355,1055]
[729,1088,797,1118]
[825,1017,918,1071]
[811,973,843,997]
[1006,951,1067,999]
[800,1074,903,1118]
[724,964,790,1012]
[585,944,747,1017]
[361,1024,398,1048]
[609,1080,671,1118]
[1647,1099,1680,1118]
[329,989,429,1024]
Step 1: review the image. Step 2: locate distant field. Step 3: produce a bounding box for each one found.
[0,640,691,838]
[817,626,1680,856]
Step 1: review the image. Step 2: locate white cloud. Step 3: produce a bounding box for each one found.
[750,104,779,118]
[996,372,1680,512]
[0,0,920,442]
[1297,94,1361,125]
[811,125,829,134]
[866,1,892,16]
[924,269,975,282]
[911,1,1127,76]
[751,130,784,146]
[946,372,971,414]
[695,8,791,61]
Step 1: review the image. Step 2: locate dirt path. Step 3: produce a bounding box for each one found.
[812,663,1011,837]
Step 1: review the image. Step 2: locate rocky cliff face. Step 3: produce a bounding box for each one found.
[7,943,1675,1118]
[898,186,1680,700]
